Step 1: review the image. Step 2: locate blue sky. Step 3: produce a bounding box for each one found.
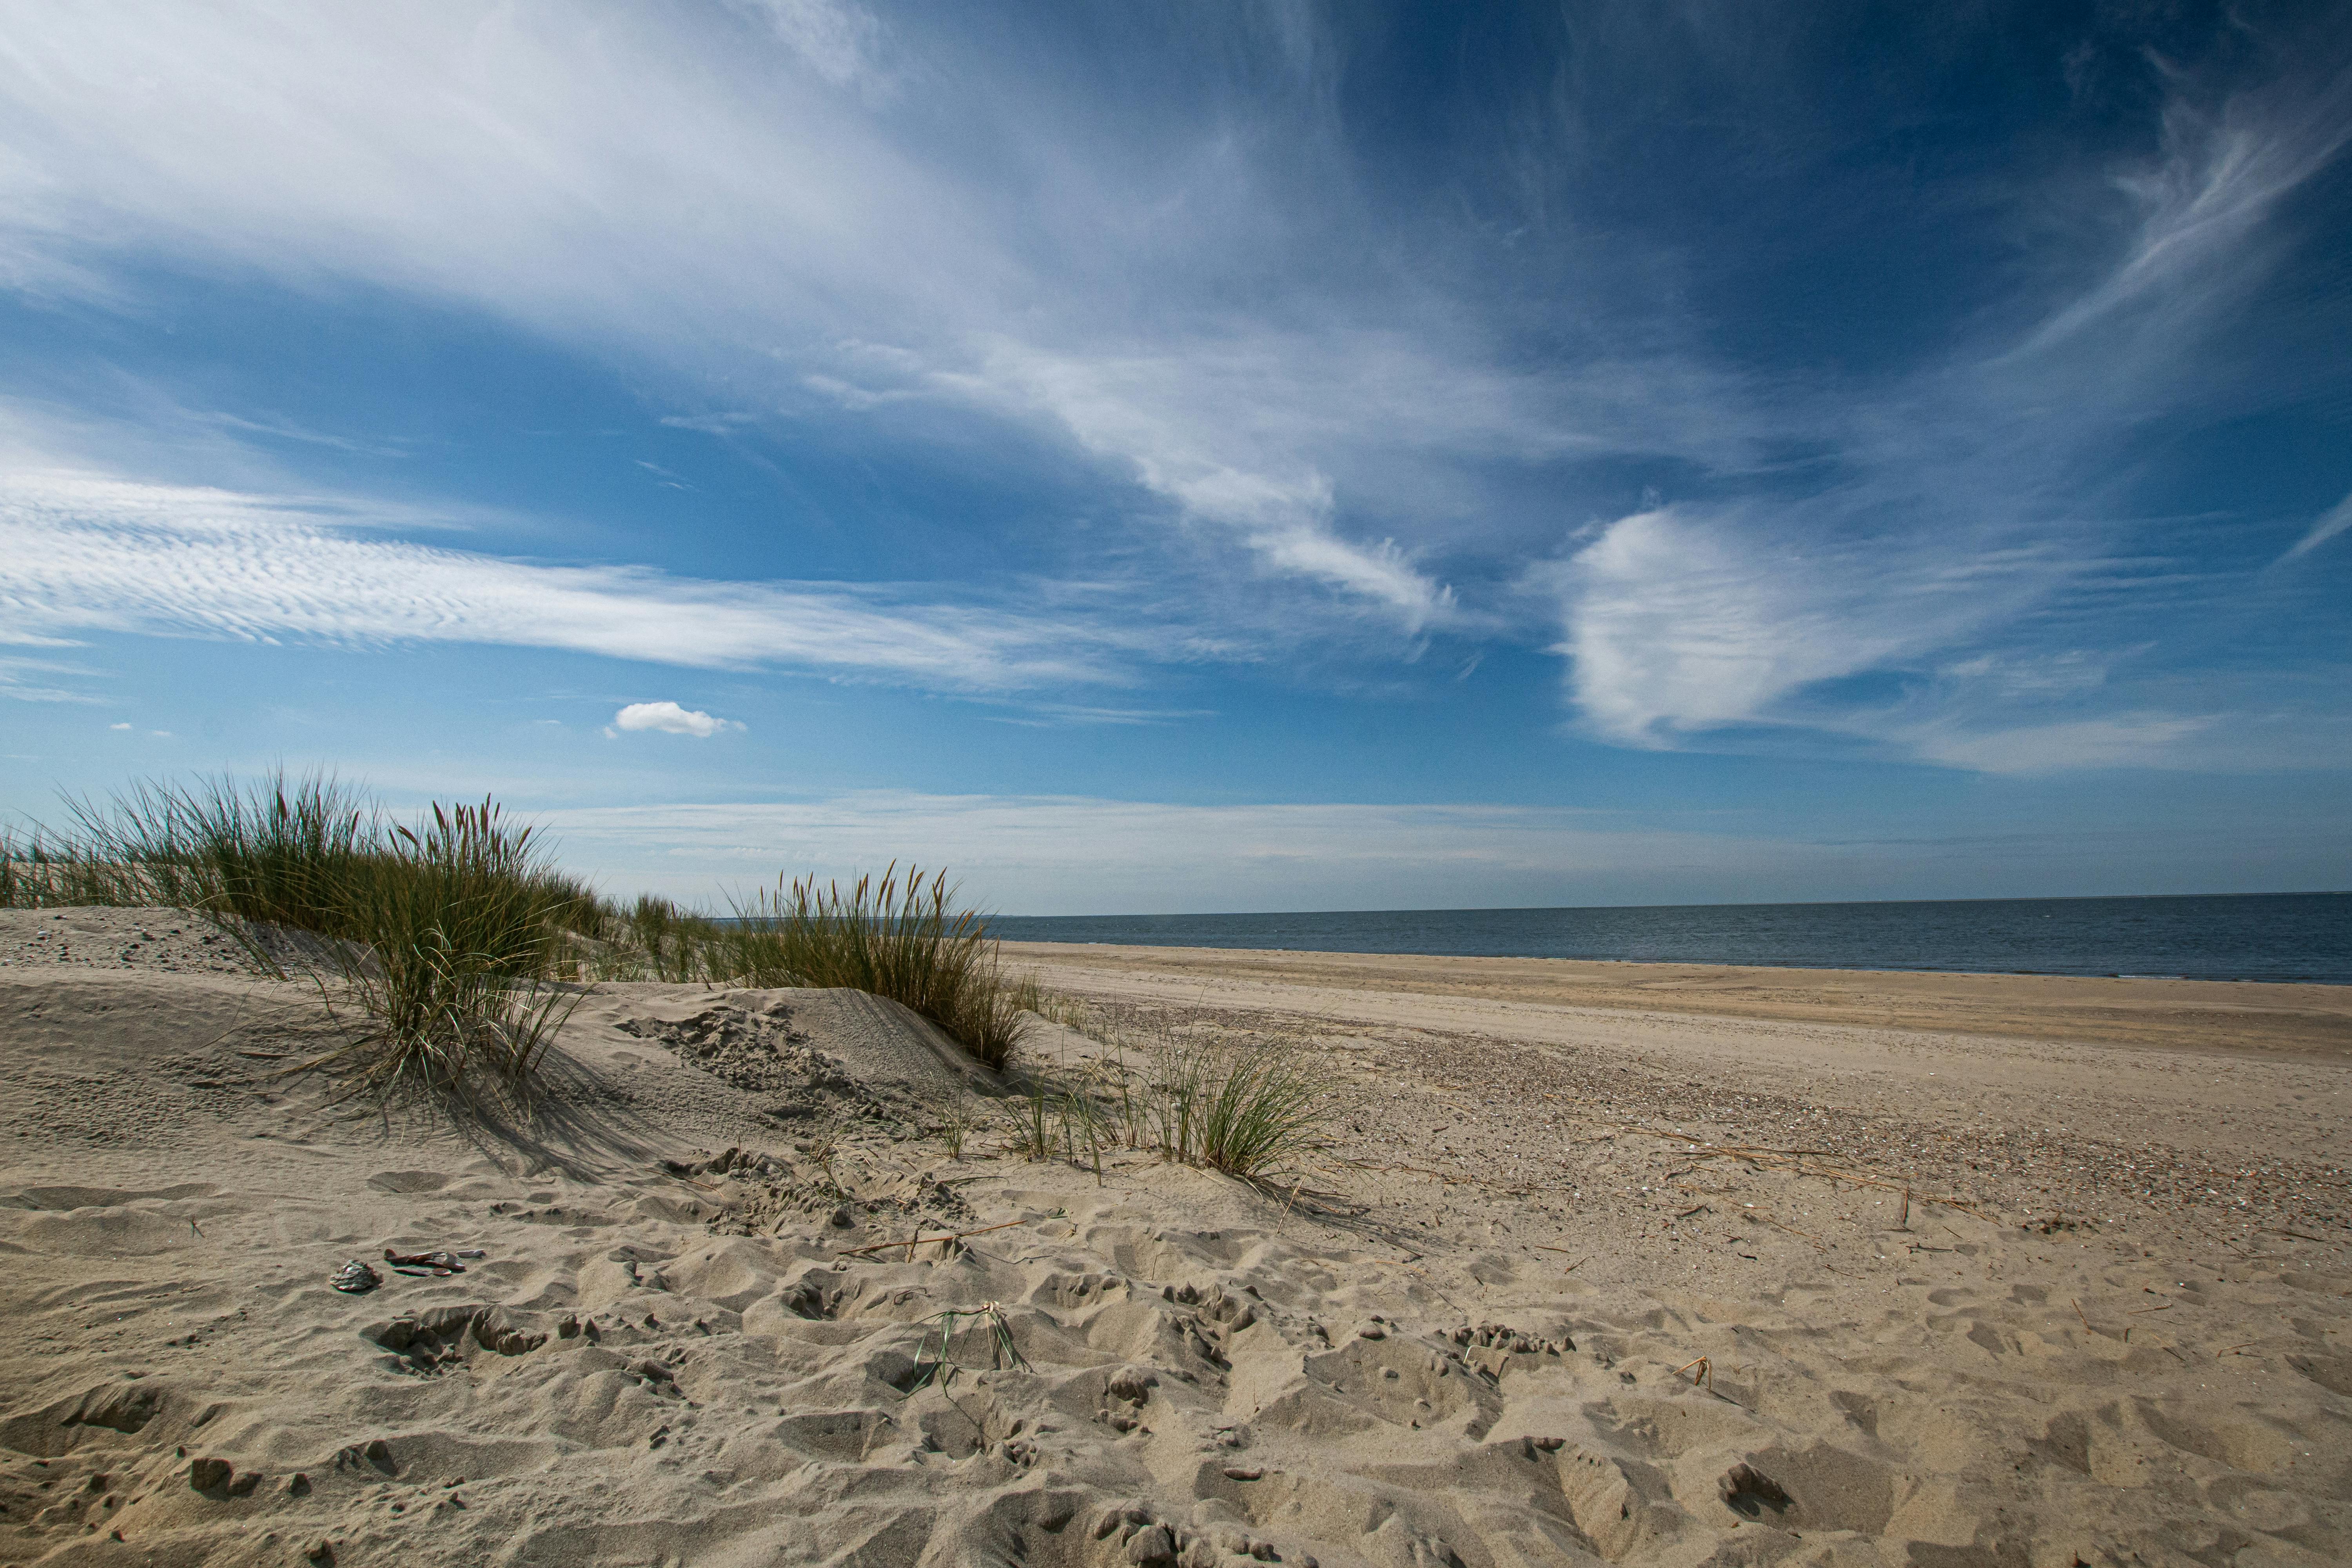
[3,1,2348,914]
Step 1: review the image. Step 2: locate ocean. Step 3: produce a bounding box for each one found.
[989,891,2352,985]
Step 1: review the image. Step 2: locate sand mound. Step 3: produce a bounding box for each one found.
[2,910,2348,1566]
[585,984,999,1126]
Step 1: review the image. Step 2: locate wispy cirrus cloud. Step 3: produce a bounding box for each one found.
[0,653,104,704]
[1544,505,2071,747]
[2018,59,2352,359]
[1539,39,2352,772]
[722,0,889,93]
[0,465,1134,691]
[2282,487,2352,563]
[543,791,1849,911]
[0,2,1491,631]
[0,1,2345,780]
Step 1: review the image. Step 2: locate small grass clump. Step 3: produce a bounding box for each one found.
[1147,1041,1325,1181]
[725,865,1027,1069]
[986,994,1331,1186]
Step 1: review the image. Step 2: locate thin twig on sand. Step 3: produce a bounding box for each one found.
[833,1216,1031,1259]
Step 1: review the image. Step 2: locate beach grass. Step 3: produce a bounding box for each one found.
[0,829,143,907]
[993,992,1330,1184]
[1146,1040,1323,1180]
[61,770,382,937]
[5,773,1035,1077]
[305,799,583,1096]
[724,865,1027,1069]
[615,893,727,982]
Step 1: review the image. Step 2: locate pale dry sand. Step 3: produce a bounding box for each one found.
[0,909,2345,1568]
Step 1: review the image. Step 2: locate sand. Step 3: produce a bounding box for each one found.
[2,909,2348,1567]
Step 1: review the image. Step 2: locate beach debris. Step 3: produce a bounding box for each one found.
[383,1248,466,1276]
[1448,1322,1570,1356]
[1719,1461,1792,1519]
[328,1260,381,1294]
[1677,1355,1712,1389]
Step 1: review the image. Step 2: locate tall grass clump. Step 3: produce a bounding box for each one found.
[38,772,590,1098]
[306,798,581,1098]
[12,769,1045,1091]
[63,770,380,933]
[726,864,1027,1068]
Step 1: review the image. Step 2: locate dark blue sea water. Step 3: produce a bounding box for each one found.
[990,892,2351,985]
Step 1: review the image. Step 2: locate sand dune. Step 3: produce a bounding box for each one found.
[3,909,2348,1566]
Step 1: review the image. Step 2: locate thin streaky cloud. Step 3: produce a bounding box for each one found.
[535,787,2344,913]
[0,467,1136,691]
[2282,487,2352,563]
[722,0,890,92]
[2018,62,2352,358]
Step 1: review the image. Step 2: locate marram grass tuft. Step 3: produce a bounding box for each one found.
[724,864,1029,1069]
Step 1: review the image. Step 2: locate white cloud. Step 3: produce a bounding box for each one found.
[0,653,102,704]
[0,5,1547,633]
[2020,67,2352,358]
[607,701,740,739]
[108,721,129,730]
[1538,61,2352,768]
[659,412,762,435]
[1907,714,2217,775]
[2282,486,2352,563]
[1546,505,2055,747]
[0,465,1135,691]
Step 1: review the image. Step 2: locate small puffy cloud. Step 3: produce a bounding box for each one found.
[606,700,742,739]
[109,721,131,729]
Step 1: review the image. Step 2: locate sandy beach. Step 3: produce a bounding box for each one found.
[4,911,2348,1566]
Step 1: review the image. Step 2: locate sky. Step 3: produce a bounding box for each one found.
[2,0,2349,915]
